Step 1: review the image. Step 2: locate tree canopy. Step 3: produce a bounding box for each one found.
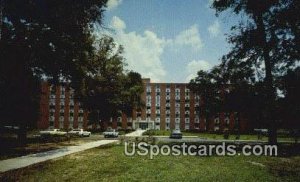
[0,0,108,141]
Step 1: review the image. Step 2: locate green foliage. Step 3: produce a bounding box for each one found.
[210,0,300,143]
[0,0,108,141]
[80,36,144,125]
[188,67,223,129]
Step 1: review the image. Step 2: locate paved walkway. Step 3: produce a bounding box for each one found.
[0,139,117,173]
[125,129,146,137]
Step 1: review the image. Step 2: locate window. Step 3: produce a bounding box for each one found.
[166,123,170,130]
[185,118,190,123]
[215,118,220,124]
[146,86,151,93]
[50,86,56,94]
[185,123,190,130]
[117,117,122,122]
[60,101,65,106]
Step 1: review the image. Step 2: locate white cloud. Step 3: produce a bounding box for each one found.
[105,17,208,82]
[109,16,167,82]
[111,16,126,31]
[106,0,122,10]
[208,20,221,37]
[185,60,212,82]
[174,24,203,50]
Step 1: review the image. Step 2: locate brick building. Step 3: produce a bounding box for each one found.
[38,82,89,130]
[38,79,249,132]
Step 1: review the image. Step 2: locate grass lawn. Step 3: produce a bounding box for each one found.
[1,144,299,181]
[143,130,295,142]
[0,134,103,160]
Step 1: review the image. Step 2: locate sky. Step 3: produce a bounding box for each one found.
[99,0,239,83]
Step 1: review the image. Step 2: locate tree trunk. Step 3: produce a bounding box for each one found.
[256,14,277,144]
[17,125,27,146]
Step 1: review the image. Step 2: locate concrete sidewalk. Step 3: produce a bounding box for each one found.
[0,139,117,173]
[125,129,146,137]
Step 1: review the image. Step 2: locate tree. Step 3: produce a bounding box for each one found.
[81,36,125,126]
[212,0,300,144]
[188,68,222,131]
[120,71,145,118]
[0,0,108,143]
[277,67,300,129]
[81,36,144,128]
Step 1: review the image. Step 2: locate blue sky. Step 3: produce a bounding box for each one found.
[101,0,238,82]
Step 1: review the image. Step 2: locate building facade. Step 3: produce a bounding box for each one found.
[38,79,249,132]
[38,82,89,130]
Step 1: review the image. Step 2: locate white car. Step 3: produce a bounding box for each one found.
[40,129,67,136]
[103,128,119,138]
[68,129,91,137]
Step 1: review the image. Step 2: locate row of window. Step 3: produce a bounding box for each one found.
[49,99,77,106]
[49,116,84,122]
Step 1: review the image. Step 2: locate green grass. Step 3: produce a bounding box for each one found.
[1,144,299,181]
[143,130,295,142]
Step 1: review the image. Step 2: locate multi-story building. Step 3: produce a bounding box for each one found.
[129,78,248,132]
[38,79,249,132]
[38,82,89,130]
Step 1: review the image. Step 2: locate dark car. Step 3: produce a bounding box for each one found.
[170,129,182,139]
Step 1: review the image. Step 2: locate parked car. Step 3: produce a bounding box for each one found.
[170,129,182,139]
[68,129,91,137]
[254,129,269,136]
[39,129,67,136]
[103,128,119,138]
